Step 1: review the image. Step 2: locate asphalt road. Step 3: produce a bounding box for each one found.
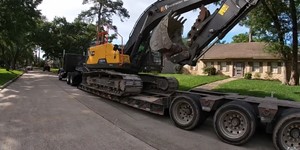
[0,71,274,150]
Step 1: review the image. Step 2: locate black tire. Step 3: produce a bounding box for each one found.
[213,101,257,145]
[73,72,82,86]
[273,109,300,150]
[58,75,62,81]
[66,72,71,84]
[169,95,205,130]
[70,72,81,86]
[69,72,75,86]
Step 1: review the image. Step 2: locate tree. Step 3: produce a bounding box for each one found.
[231,32,266,43]
[0,0,42,70]
[288,0,299,85]
[232,33,250,43]
[240,0,299,85]
[79,0,129,40]
[35,17,96,62]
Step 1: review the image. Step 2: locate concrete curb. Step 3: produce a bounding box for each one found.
[0,72,24,91]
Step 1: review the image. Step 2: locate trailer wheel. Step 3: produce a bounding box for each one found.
[69,72,75,86]
[169,96,204,130]
[66,72,71,84]
[273,109,300,150]
[213,101,257,145]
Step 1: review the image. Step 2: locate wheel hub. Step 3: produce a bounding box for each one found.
[281,122,300,149]
[231,117,240,127]
[173,101,194,125]
[179,105,192,117]
[219,110,248,139]
[291,128,300,139]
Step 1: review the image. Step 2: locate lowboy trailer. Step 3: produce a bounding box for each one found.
[75,78,300,150]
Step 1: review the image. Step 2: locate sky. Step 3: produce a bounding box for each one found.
[38,0,248,44]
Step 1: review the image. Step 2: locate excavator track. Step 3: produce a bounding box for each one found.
[77,71,178,115]
[139,74,179,94]
[80,70,143,96]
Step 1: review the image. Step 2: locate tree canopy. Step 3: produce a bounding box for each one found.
[35,17,96,60]
[79,0,129,30]
[0,0,42,70]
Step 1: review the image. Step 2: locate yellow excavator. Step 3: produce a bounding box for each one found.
[62,0,259,96]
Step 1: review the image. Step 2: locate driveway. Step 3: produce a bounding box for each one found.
[0,71,274,150]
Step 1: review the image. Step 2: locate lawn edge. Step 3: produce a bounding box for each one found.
[0,72,24,91]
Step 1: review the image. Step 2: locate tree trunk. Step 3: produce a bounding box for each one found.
[249,27,253,42]
[5,60,11,71]
[288,0,299,86]
[97,3,103,43]
[11,47,20,70]
[282,60,290,84]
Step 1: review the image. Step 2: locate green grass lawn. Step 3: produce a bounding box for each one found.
[159,74,228,91]
[214,79,300,101]
[50,68,59,74]
[0,69,23,86]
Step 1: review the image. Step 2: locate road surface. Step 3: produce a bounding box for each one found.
[0,71,274,150]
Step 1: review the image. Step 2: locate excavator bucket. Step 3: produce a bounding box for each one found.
[150,12,186,53]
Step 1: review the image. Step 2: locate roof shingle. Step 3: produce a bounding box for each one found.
[201,42,281,60]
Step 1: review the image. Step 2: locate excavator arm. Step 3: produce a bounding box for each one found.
[150,0,260,66]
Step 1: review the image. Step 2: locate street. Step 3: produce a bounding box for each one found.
[0,71,274,150]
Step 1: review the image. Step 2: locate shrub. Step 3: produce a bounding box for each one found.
[203,66,217,76]
[174,65,183,74]
[244,73,252,79]
[253,72,261,79]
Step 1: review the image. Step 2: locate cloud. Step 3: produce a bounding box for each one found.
[38,0,91,22]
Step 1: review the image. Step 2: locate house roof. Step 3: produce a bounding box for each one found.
[201,42,281,60]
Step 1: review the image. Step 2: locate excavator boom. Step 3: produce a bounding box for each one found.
[150,0,260,66]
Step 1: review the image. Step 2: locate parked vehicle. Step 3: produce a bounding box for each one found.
[43,65,50,72]
[26,66,33,71]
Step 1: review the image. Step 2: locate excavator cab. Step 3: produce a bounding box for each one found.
[86,43,130,65]
[85,29,131,69]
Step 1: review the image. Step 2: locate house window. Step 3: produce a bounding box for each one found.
[252,62,263,73]
[253,62,260,72]
[271,62,278,73]
[271,62,282,74]
[221,62,227,71]
[206,62,212,67]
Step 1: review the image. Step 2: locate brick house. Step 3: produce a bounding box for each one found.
[184,42,285,81]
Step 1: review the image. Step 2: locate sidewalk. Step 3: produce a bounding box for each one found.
[193,77,239,90]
